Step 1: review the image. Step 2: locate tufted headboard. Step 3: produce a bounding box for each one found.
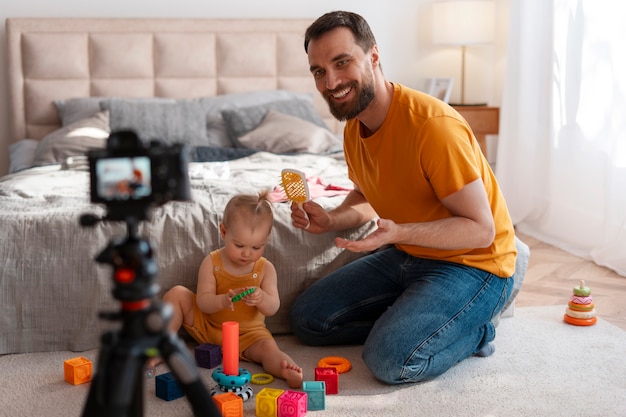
[6,18,340,143]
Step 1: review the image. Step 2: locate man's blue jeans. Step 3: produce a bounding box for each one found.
[290,246,513,384]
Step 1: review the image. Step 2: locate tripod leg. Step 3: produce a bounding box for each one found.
[81,332,145,417]
[160,332,222,417]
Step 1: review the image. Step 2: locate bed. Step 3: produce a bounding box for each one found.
[0,18,378,355]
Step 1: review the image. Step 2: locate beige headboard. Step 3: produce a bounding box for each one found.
[6,18,340,143]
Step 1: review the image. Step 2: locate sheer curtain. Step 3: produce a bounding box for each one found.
[497,0,626,276]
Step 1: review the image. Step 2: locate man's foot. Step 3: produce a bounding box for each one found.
[280,360,303,388]
[475,342,496,357]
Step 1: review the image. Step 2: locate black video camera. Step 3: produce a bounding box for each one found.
[87,130,191,221]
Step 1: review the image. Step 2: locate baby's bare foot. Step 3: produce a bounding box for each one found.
[281,359,303,388]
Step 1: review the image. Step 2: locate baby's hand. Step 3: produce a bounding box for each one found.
[223,291,236,311]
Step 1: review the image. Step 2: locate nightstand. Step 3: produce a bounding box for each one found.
[451,105,500,161]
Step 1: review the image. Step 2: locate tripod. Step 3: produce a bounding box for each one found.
[80,215,221,417]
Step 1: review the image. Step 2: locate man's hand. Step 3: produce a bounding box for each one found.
[290,200,332,234]
[335,218,396,252]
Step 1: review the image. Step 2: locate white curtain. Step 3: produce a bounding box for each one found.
[497,0,626,276]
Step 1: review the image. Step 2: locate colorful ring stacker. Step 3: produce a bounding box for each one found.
[317,356,352,374]
[251,373,274,385]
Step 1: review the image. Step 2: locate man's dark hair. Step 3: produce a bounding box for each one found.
[304,11,377,54]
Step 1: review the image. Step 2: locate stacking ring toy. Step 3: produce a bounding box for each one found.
[251,373,274,385]
[211,367,251,388]
[317,356,352,374]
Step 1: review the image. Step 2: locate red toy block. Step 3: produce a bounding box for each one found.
[64,356,92,385]
[278,390,307,417]
[315,367,338,394]
[213,392,243,416]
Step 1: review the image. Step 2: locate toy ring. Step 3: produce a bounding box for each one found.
[211,367,251,388]
[317,356,352,374]
[251,373,274,385]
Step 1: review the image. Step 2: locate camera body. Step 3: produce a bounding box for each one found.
[87,130,191,221]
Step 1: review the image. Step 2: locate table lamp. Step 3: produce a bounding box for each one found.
[432,0,495,105]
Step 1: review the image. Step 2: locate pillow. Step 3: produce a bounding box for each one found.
[237,110,341,154]
[221,97,328,147]
[102,98,206,146]
[32,110,110,166]
[54,97,107,126]
[195,90,320,148]
[54,97,177,126]
[9,139,39,173]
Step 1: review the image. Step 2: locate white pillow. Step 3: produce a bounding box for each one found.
[32,110,110,166]
[237,110,341,154]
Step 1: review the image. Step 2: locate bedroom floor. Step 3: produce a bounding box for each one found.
[515,232,626,331]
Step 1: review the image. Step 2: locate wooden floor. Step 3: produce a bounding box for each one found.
[514,232,626,331]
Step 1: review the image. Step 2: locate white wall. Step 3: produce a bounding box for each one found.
[0,0,510,175]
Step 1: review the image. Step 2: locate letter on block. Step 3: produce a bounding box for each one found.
[256,387,284,417]
[213,392,243,417]
[155,372,184,401]
[64,356,92,385]
[314,367,338,394]
[302,380,326,410]
[278,390,308,417]
[195,343,222,369]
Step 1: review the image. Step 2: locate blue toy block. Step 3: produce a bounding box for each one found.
[155,372,184,401]
[195,343,222,369]
[302,380,326,410]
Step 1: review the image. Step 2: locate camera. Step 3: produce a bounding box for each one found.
[87,130,191,221]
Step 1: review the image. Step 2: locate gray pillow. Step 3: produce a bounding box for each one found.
[195,90,321,148]
[9,139,39,173]
[221,97,328,147]
[32,110,110,166]
[102,98,207,146]
[54,97,107,126]
[54,97,177,126]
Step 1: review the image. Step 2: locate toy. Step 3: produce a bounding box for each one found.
[251,373,274,385]
[564,280,597,326]
[231,287,255,303]
[314,367,338,394]
[64,356,92,385]
[211,321,254,401]
[302,381,326,411]
[212,392,243,417]
[195,343,222,369]
[317,356,352,374]
[281,169,310,226]
[256,387,285,417]
[155,372,184,401]
[277,390,308,417]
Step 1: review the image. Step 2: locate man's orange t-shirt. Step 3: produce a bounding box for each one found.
[343,83,516,278]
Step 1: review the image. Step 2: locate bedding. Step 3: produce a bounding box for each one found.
[0,18,374,355]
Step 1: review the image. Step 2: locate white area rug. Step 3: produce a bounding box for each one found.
[1,305,625,417]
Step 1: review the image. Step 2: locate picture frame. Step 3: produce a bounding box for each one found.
[426,77,454,103]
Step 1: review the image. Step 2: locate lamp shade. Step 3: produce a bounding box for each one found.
[432,0,495,45]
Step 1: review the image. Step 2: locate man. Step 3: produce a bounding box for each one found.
[289,11,517,384]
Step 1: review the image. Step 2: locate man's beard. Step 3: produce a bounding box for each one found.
[325,80,375,121]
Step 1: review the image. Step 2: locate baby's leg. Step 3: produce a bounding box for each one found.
[146,285,196,369]
[244,338,303,388]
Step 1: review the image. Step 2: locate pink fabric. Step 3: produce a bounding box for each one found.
[270,176,352,203]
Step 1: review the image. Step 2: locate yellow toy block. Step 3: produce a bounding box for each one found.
[213,392,243,417]
[64,356,92,385]
[256,387,284,417]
